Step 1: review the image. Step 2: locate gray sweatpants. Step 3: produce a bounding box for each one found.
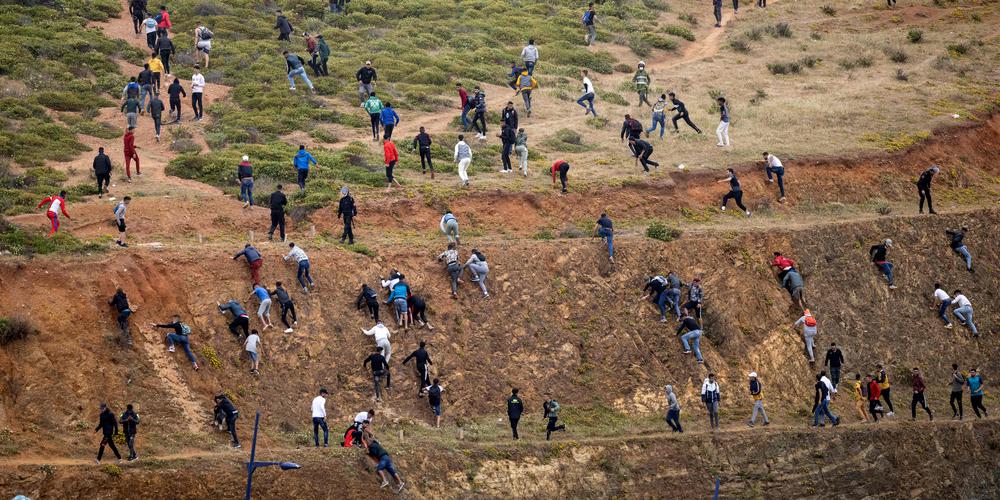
[750,400,769,424]
[466,262,489,296]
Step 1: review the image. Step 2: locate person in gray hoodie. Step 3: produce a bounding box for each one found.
[462,249,490,298]
[665,385,682,432]
[781,268,806,311]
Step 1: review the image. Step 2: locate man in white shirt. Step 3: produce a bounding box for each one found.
[243,330,261,374]
[932,283,953,328]
[284,242,315,293]
[454,136,472,187]
[311,388,329,447]
[191,65,206,121]
[576,70,596,116]
[951,290,978,336]
[362,321,392,361]
[520,39,538,75]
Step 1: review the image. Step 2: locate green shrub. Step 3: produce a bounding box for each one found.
[946,43,969,56]
[745,28,765,41]
[346,243,377,257]
[646,222,681,242]
[767,62,801,75]
[0,219,107,255]
[907,29,923,43]
[678,13,698,26]
[541,128,590,153]
[767,22,793,38]
[663,24,695,42]
[886,48,908,63]
[729,39,751,53]
[0,317,36,345]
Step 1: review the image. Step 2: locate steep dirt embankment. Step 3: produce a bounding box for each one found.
[0,208,996,460]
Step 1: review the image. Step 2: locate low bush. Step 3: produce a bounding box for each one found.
[767,22,793,38]
[886,48,908,63]
[907,29,923,43]
[946,43,969,56]
[767,61,801,75]
[895,69,909,81]
[541,129,590,153]
[821,5,837,15]
[646,222,681,242]
[729,39,751,53]
[678,13,698,26]
[0,317,37,345]
[663,24,695,42]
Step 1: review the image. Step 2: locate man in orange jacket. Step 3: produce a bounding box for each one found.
[124,127,140,181]
[383,138,401,192]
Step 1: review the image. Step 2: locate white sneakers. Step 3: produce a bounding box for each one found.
[284,328,294,333]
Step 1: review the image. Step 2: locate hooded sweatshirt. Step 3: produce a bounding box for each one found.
[294,149,316,170]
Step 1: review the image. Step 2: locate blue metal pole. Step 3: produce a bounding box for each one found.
[245,411,261,500]
[713,476,720,500]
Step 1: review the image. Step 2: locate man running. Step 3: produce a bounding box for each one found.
[109,287,136,346]
[747,372,770,427]
[274,10,293,40]
[270,281,297,333]
[543,394,567,440]
[763,152,785,201]
[251,284,273,330]
[166,77,185,123]
[218,299,250,340]
[793,309,818,362]
[363,346,390,402]
[337,187,357,244]
[665,385,682,432]
[412,127,434,177]
[577,70,596,116]
[869,239,896,290]
[647,94,667,139]
[293,145,317,191]
[143,13,158,50]
[93,148,112,198]
[824,343,844,389]
[551,159,570,194]
[668,92,701,133]
[583,3,597,45]
[190,65,205,120]
[232,243,264,285]
[123,126,140,180]
[403,341,433,396]
[36,191,70,236]
[621,114,642,153]
[471,87,487,140]
[268,185,288,241]
[380,102,400,140]
[949,363,965,419]
[967,368,988,418]
[148,91,164,141]
[499,124,516,174]
[951,289,978,337]
[151,315,199,370]
[284,242,315,293]
[866,374,884,422]
[945,227,973,273]
[312,388,329,447]
[716,97,731,147]
[425,378,444,428]
[812,372,839,427]
[283,51,314,92]
[120,403,140,461]
[95,403,123,464]
[629,137,659,174]
[782,268,807,311]
[701,374,721,430]
[362,92,384,142]
[594,212,614,263]
[514,70,538,117]
[440,210,460,245]
[382,138,401,192]
[244,328,262,375]
[356,60,377,103]
[676,311,704,363]
[454,135,472,187]
[114,196,131,247]
[505,389,525,439]
[910,367,933,421]
[876,364,894,416]
[718,168,751,216]
[213,394,240,447]
[916,164,939,214]
[632,62,651,106]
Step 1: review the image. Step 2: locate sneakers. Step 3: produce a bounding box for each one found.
[660,317,668,323]
[380,481,390,489]
[886,411,894,417]
[683,350,692,354]
[396,483,406,493]
[720,206,726,211]
[945,323,953,329]
[889,285,898,290]
[745,211,752,216]
[233,443,241,448]
[290,86,297,91]
[167,345,175,353]
[284,328,294,333]
[747,422,754,428]
[302,287,309,294]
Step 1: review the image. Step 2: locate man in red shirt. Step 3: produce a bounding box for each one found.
[551,160,569,193]
[124,127,140,181]
[456,83,470,131]
[866,374,884,422]
[910,367,933,421]
[383,138,401,192]
[37,191,71,236]
[770,252,796,279]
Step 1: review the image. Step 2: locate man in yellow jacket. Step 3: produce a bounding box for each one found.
[876,364,895,416]
[514,70,538,117]
[147,54,165,93]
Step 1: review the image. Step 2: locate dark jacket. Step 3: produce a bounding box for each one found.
[338,195,356,219]
[154,35,174,53]
[120,409,140,436]
[167,81,186,100]
[356,66,377,84]
[216,396,238,417]
[356,285,378,309]
[233,246,262,263]
[825,348,844,368]
[269,190,287,214]
[502,107,518,129]
[237,161,253,180]
[402,347,432,367]
[148,97,164,117]
[96,409,119,436]
[507,394,524,418]
[93,153,112,176]
[917,168,935,189]
[364,353,389,372]
[869,244,889,263]
[275,15,293,35]
[271,286,292,305]
[413,132,432,149]
[137,69,153,86]
[669,98,687,114]
[946,229,965,250]
[500,126,516,145]
[620,118,642,139]
[109,290,130,312]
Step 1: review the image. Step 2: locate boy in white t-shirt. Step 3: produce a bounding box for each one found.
[244,330,262,374]
[931,283,953,328]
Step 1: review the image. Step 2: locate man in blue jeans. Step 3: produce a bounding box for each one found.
[763,152,786,202]
[311,388,329,447]
[594,212,614,263]
[283,50,314,91]
[151,315,199,370]
[577,70,596,116]
[365,434,405,492]
[869,239,896,289]
[285,242,315,293]
[812,373,839,427]
[932,284,953,328]
[676,312,704,363]
[946,227,973,273]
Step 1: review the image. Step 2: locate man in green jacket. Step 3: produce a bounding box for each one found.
[317,34,330,76]
[633,61,651,107]
[363,93,384,142]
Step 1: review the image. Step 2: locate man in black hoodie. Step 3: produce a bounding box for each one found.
[275,11,293,41]
[498,123,516,173]
[271,281,297,333]
[108,287,135,345]
[507,388,524,439]
[120,404,140,461]
[129,0,147,34]
[213,395,241,447]
[402,341,433,396]
[668,92,701,134]
[412,127,433,177]
[137,64,154,114]
[268,185,288,241]
[95,403,122,464]
[154,32,174,75]
[824,343,845,390]
[364,346,390,402]
[167,77,185,123]
[93,147,112,197]
[337,186,357,244]
[148,91,164,142]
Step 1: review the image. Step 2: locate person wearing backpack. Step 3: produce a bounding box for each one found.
[471,87,488,140]
[114,196,131,248]
[632,62,651,107]
[194,24,212,69]
[701,374,721,430]
[122,75,140,101]
[152,315,199,370]
[143,14,158,50]
[514,70,538,117]
[119,403,140,461]
[646,94,668,139]
[425,378,444,428]
[747,372,770,427]
[362,92,384,141]
[274,11,293,41]
[582,3,597,45]
[283,50,314,92]
[129,0,148,35]
[543,395,567,440]
[620,114,643,154]
[462,249,490,298]
[155,5,171,33]
[794,309,818,362]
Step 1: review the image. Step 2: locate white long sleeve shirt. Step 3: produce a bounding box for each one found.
[582,76,594,94]
[363,323,391,343]
[766,154,783,168]
[284,245,308,263]
[311,395,327,418]
[191,73,206,93]
[953,294,972,308]
[701,379,719,396]
[354,411,370,424]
